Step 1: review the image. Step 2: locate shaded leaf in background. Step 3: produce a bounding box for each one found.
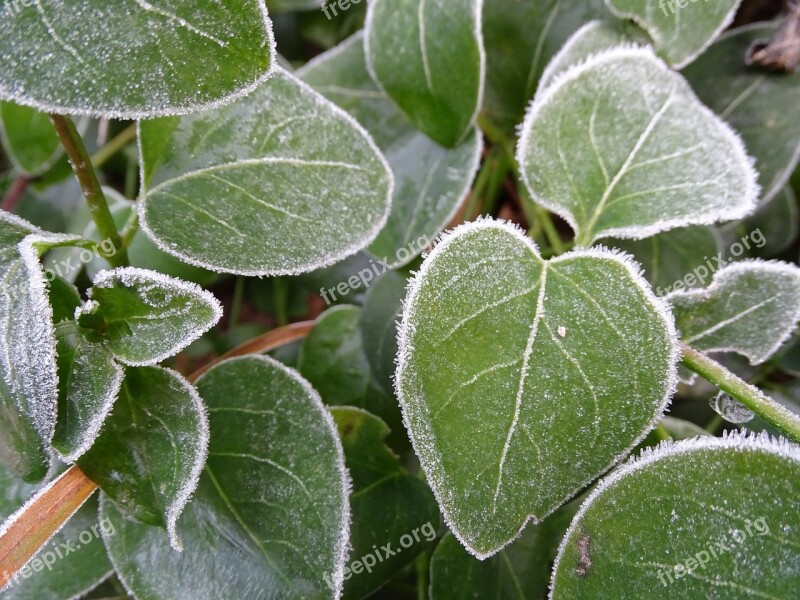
[51,321,122,463]
[0,463,112,600]
[299,33,481,269]
[518,47,759,246]
[0,102,63,177]
[669,260,800,365]
[608,226,721,296]
[396,219,677,556]
[139,68,392,276]
[76,267,222,367]
[299,305,405,449]
[482,0,611,130]
[719,186,798,259]
[78,366,208,551]
[551,433,800,598]
[331,407,439,600]
[684,23,800,205]
[0,0,275,118]
[605,0,742,68]
[365,0,484,147]
[102,356,350,600]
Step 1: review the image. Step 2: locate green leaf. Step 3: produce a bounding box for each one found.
[299,305,404,447]
[77,366,207,551]
[683,23,800,204]
[299,33,481,269]
[0,1,275,118]
[139,68,393,276]
[719,186,798,259]
[52,321,123,463]
[605,0,741,68]
[608,226,721,297]
[330,407,439,600]
[0,102,62,176]
[551,433,800,598]
[669,261,800,365]
[365,0,485,147]
[359,270,407,397]
[0,464,113,600]
[396,219,678,557]
[102,356,350,599]
[536,20,647,96]
[0,213,79,481]
[517,47,759,247]
[76,267,222,366]
[46,276,81,324]
[482,0,611,131]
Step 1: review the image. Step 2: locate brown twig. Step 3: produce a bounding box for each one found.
[0,176,31,213]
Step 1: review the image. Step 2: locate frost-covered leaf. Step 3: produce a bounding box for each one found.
[551,433,800,598]
[482,0,611,130]
[77,366,207,551]
[300,33,481,269]
[0,214,80,481]
[0,1,275,118]
[365,0,485,147]
[0,464,113,600]
[331,407,439,600]
[139,68,392,276]
[51,322,122,463]
[684,23,800,205]
[396,219,677,557]
[0,102,62,176]
[537,20,646,96]
[102,356,350,599]
[669,261,800,365]
[609,226,721,296]
[299,305,404,447]
[605,0,741,68]
[517,47,759,247]
[359,270,407,396]
[76,267,222,366]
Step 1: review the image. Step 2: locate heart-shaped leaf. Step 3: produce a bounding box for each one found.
[139,68,393,276]
[365,0,485,147]
[0,0,275,118]
[52,321,123,463]
[683,23,800,205]
[0,464,113,599]
[669,261,800,365]
[517,47,759,246]
[102,356,350,599]
[300,33,481,269]
[551,432,800,598]
[76,267,222,366]
[605,0,742,68]
[396,219,678,557]
[0,214,81,481]
[331,407,439,600]
[77,366,208,551]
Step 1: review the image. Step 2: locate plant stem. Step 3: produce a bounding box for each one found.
[0,175,31,212]
[463,148,497,219]
[89,123,136,169]
[228,277,246,330]
[50,114,128,267]
[416,550,429,600]
[0,467,97,589]
[681,344,800,443]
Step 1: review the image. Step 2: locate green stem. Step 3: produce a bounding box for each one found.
[416,550,429,600]
[50,114,128,267]
[229,277,245,330]
[273,278,289,327]
[89,123,136,169]
[681,344,800,442]
[463,149,497,220]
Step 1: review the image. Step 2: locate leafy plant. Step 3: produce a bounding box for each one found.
[1,0,799,598]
